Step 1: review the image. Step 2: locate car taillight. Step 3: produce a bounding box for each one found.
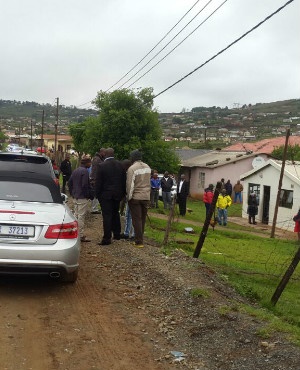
[45,221,78,239]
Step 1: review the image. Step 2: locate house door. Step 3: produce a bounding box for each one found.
[262,186,270,224]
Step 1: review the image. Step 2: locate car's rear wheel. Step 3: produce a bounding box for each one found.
[62,269,78,283]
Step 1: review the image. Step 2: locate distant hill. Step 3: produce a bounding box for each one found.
[0,99,98,124]
[190,99,300,115]
[1,98,299,122]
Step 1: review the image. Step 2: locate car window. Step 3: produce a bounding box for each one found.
[0,182,54,202]
[0,153,55,178]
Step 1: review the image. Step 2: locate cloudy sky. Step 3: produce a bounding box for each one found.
[1,0,299,112]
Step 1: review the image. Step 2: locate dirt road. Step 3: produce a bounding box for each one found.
[1,211,300,370]
[0,248,168,370]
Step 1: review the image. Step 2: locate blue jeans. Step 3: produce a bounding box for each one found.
[234,192,242,203]
[162,191,172,209]
[218,208,228,226]
[124,204,135,237]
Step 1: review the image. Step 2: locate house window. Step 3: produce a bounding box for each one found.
[279,189,293,209]
[248,183,260,205]
[199,172,205,188]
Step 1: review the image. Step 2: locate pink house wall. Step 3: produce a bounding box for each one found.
[185,154,269,199]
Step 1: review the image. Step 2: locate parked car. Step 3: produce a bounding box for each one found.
[158,174,177,199]
[0,171,80,282]
[0,151,59,186]
[6,144,23,153]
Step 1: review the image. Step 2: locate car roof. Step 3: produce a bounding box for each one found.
[0,171,63,203]
[0,151,49,162]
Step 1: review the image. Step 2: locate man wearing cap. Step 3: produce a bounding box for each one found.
[68,157,93,242]
[126,149,151,248]
[161,171,174,210]
[216,188,232,226]
[95,148,126,245]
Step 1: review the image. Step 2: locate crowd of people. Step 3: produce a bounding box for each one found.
[52,149,257,246]
[203,178,258,227]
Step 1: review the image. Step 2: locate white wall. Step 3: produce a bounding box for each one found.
[242,165,299,231]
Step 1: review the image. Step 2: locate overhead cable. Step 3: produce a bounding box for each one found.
[153,0,295,100]
[125,0,227,89]
[118,0,216,89]
[105,0,202,92]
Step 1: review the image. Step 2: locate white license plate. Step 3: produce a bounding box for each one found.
[0,224,35,237]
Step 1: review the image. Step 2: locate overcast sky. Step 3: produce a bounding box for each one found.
[1,0,299,113]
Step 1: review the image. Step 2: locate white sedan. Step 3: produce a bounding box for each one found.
[0,171,80,282]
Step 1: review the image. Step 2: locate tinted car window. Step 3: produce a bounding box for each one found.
[0,153,56,179]
[0,172,63,204]
[0,182,53,202]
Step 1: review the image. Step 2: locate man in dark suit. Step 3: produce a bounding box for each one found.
[177,174,189,216]
[95,148,126,245]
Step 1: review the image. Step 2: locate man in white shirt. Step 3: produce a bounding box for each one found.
[176,174,189,216]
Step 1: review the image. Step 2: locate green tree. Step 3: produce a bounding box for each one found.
[272,144,300,161]
[68,122,87,157]
[0,130,7,150]
[71,88,179,173]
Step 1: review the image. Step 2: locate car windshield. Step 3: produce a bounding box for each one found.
[0,182,54,202]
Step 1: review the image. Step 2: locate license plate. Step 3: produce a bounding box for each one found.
[0,224,35,237]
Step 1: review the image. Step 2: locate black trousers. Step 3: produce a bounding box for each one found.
[177,194,187,216]
[99,198,121,242]
[62,174,70,193]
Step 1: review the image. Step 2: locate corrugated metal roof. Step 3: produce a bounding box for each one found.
[225,136,300,154]
[181,150,261,168]
[175,149,211,162]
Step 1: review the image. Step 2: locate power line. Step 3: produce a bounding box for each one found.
[124,0,227,89]
[118,0,218,90]
[153,0,295,101]
[74,1,203,108]
[105,0,202,92]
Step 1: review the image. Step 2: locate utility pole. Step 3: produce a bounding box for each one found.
[18,122,21,144]
[270,128,290,238]
[193,182,222,258]
[54,97,59,154]
[41,110,45,154]
[30,119,33,149]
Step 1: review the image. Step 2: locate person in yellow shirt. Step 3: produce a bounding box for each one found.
[216,189,232,226]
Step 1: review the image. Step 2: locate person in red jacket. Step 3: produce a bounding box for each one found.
[203,184,214,217]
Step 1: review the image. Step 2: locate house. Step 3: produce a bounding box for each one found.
[240,159,300,231]
[40,134,73,153]
[180,150,270,199]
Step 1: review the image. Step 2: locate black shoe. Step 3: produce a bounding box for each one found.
[91,210,101,214]
[99,239,111,246]
[120,233,129,239]
[114,235,121,240]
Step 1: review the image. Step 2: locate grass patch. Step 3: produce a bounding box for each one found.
[145,198,300,344]
[189,287,210,298]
